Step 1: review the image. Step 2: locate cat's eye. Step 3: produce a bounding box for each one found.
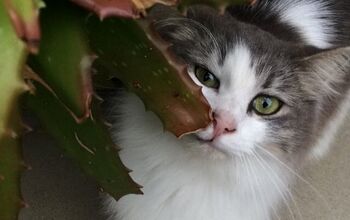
[194,66,220,89]
[252,95,282,116]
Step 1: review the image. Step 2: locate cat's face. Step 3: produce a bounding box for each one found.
[187,43,306,156]
[151,5,350,159]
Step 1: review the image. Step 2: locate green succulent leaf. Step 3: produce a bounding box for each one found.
[85,15,212,137]
[3,0,42,53]
[27,2,93,121]
[68,0,213,137]
[0,111,23,220]
[25,0,140,199]
[0,0,41,219]
[24,81,141,199]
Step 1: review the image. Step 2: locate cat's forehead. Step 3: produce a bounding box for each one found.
[211,42,301,105]
[216,44,258,93]
[183,6,285,60]
[155,5,296,66]
[153,5,303,104]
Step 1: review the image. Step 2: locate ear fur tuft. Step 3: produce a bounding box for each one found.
[301,47,350,99]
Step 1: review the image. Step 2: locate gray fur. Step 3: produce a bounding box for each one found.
[105,1,350,220]
[150,1,350,159]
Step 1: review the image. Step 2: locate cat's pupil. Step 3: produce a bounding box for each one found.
[203,73,212,82]
[262,98,271,109]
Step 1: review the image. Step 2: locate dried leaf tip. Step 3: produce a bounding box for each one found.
[71,0,178,19]
[20,161,33,171]
[19,201,30,209]
[71,0,139,19]
[4,0,42,53]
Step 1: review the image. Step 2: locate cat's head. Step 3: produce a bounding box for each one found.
[150,5,350,161]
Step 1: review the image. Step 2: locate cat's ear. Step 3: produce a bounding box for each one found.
[300,47,350,99]
[149,5,219,43]
[149,5,196,43]
[148,5,219,63]
[300,47,350,159]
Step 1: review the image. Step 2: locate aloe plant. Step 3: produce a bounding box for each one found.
[0,0,244,219]
[0,0,41,218]
[25,0,141,199]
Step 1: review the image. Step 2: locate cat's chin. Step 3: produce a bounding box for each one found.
[181,134,237,160]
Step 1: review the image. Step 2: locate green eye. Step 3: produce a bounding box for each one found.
[194,66,220,89]
[252,95,282,115]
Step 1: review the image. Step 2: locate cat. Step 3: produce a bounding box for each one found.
[104,1,350,219]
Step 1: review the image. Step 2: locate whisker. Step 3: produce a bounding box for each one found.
[245,153,277,219]
[245,155,263,215]
[253,149,303,220]
[250,151,282,220]
[254,144,331,211]
[240,154,259,214]
[251,150,296,220]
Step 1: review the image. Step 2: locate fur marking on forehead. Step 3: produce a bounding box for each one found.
[215,43,259,116]
[221,44,257,93]
[219,43,301,107]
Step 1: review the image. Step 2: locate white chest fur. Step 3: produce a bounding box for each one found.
[105,94,292,220]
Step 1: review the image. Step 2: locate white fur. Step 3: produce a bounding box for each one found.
[270,0,335,48]
[189,44,267,155]
[106,94,292,220]
[106,45,295,220]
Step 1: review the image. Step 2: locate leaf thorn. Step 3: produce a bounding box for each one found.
[20,201,30,209]
[74,132,96,155]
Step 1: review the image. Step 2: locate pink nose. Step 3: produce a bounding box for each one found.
[212,111,236,139]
